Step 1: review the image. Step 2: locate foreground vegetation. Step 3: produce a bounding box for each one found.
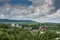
[0,23,60,40]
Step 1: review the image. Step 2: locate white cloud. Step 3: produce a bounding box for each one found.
[46,9,60,19]
[0,0,60,23]
[34,9,60,23]
[0,14,5,19]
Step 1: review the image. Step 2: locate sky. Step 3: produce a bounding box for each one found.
[0,0,60,23]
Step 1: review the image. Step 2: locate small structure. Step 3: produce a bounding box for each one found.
[40,31,45,34]
[11,23,20,27]
[16,24,19,27]
[32,30,38,33]
[56,38,59,40]
[11,23,15,27]
[39,26,48,31]
[24,27,32,30]
[28,27,32,30]
[56,31,60,34]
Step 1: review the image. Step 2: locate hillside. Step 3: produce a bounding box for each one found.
[0,19,39,24]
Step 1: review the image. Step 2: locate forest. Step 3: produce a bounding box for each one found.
[0,23,60,40]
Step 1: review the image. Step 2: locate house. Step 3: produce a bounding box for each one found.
[24,27,32,30]
[16,24,20,27]
[32,30,38,33]
[11,23,20,27]
[56,38,59,40]
[11,23,15,27]
[56,31,60,34]
[39,26,48,31]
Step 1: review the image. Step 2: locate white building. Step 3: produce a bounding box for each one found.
[11,23,20,27]
[11,23,15,27]
[16,24,19,27]
[56,38,59,40]
[56,31,60,34]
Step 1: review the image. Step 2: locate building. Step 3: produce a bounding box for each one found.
[16,24,19,27]
[11,23,20,27]
[24,27,32,30]
[11,23,15,27]
[39,26,48,31]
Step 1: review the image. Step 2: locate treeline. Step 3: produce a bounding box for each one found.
[0,23,40,29]
[0,23,60,30]
[20,23,40,29]
[0,27,60,40]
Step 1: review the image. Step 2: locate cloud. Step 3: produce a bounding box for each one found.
[0,0,54,19]
[0,0,60,23]
[34,9,60,23]
[46,9,60,19]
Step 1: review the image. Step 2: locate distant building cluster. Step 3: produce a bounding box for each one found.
[11,23,49,31]
[11,23,22,28]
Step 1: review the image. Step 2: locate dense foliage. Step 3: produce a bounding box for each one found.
[0,23,60,40]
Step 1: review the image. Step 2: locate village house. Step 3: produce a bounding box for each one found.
[11,23,15,27]
[56,31,60,34]
[56,38,59,40]
[24,27,32,30]
[32,29,38,33]
[11,23,20,27]
[39,26,48,31]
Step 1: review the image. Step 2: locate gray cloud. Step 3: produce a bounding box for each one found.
[0,0,60,23]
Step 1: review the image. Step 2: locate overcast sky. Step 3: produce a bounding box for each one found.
[0,0,60,23]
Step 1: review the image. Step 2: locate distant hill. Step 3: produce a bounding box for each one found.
[0,19,39,24]
[0,19,35,22]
